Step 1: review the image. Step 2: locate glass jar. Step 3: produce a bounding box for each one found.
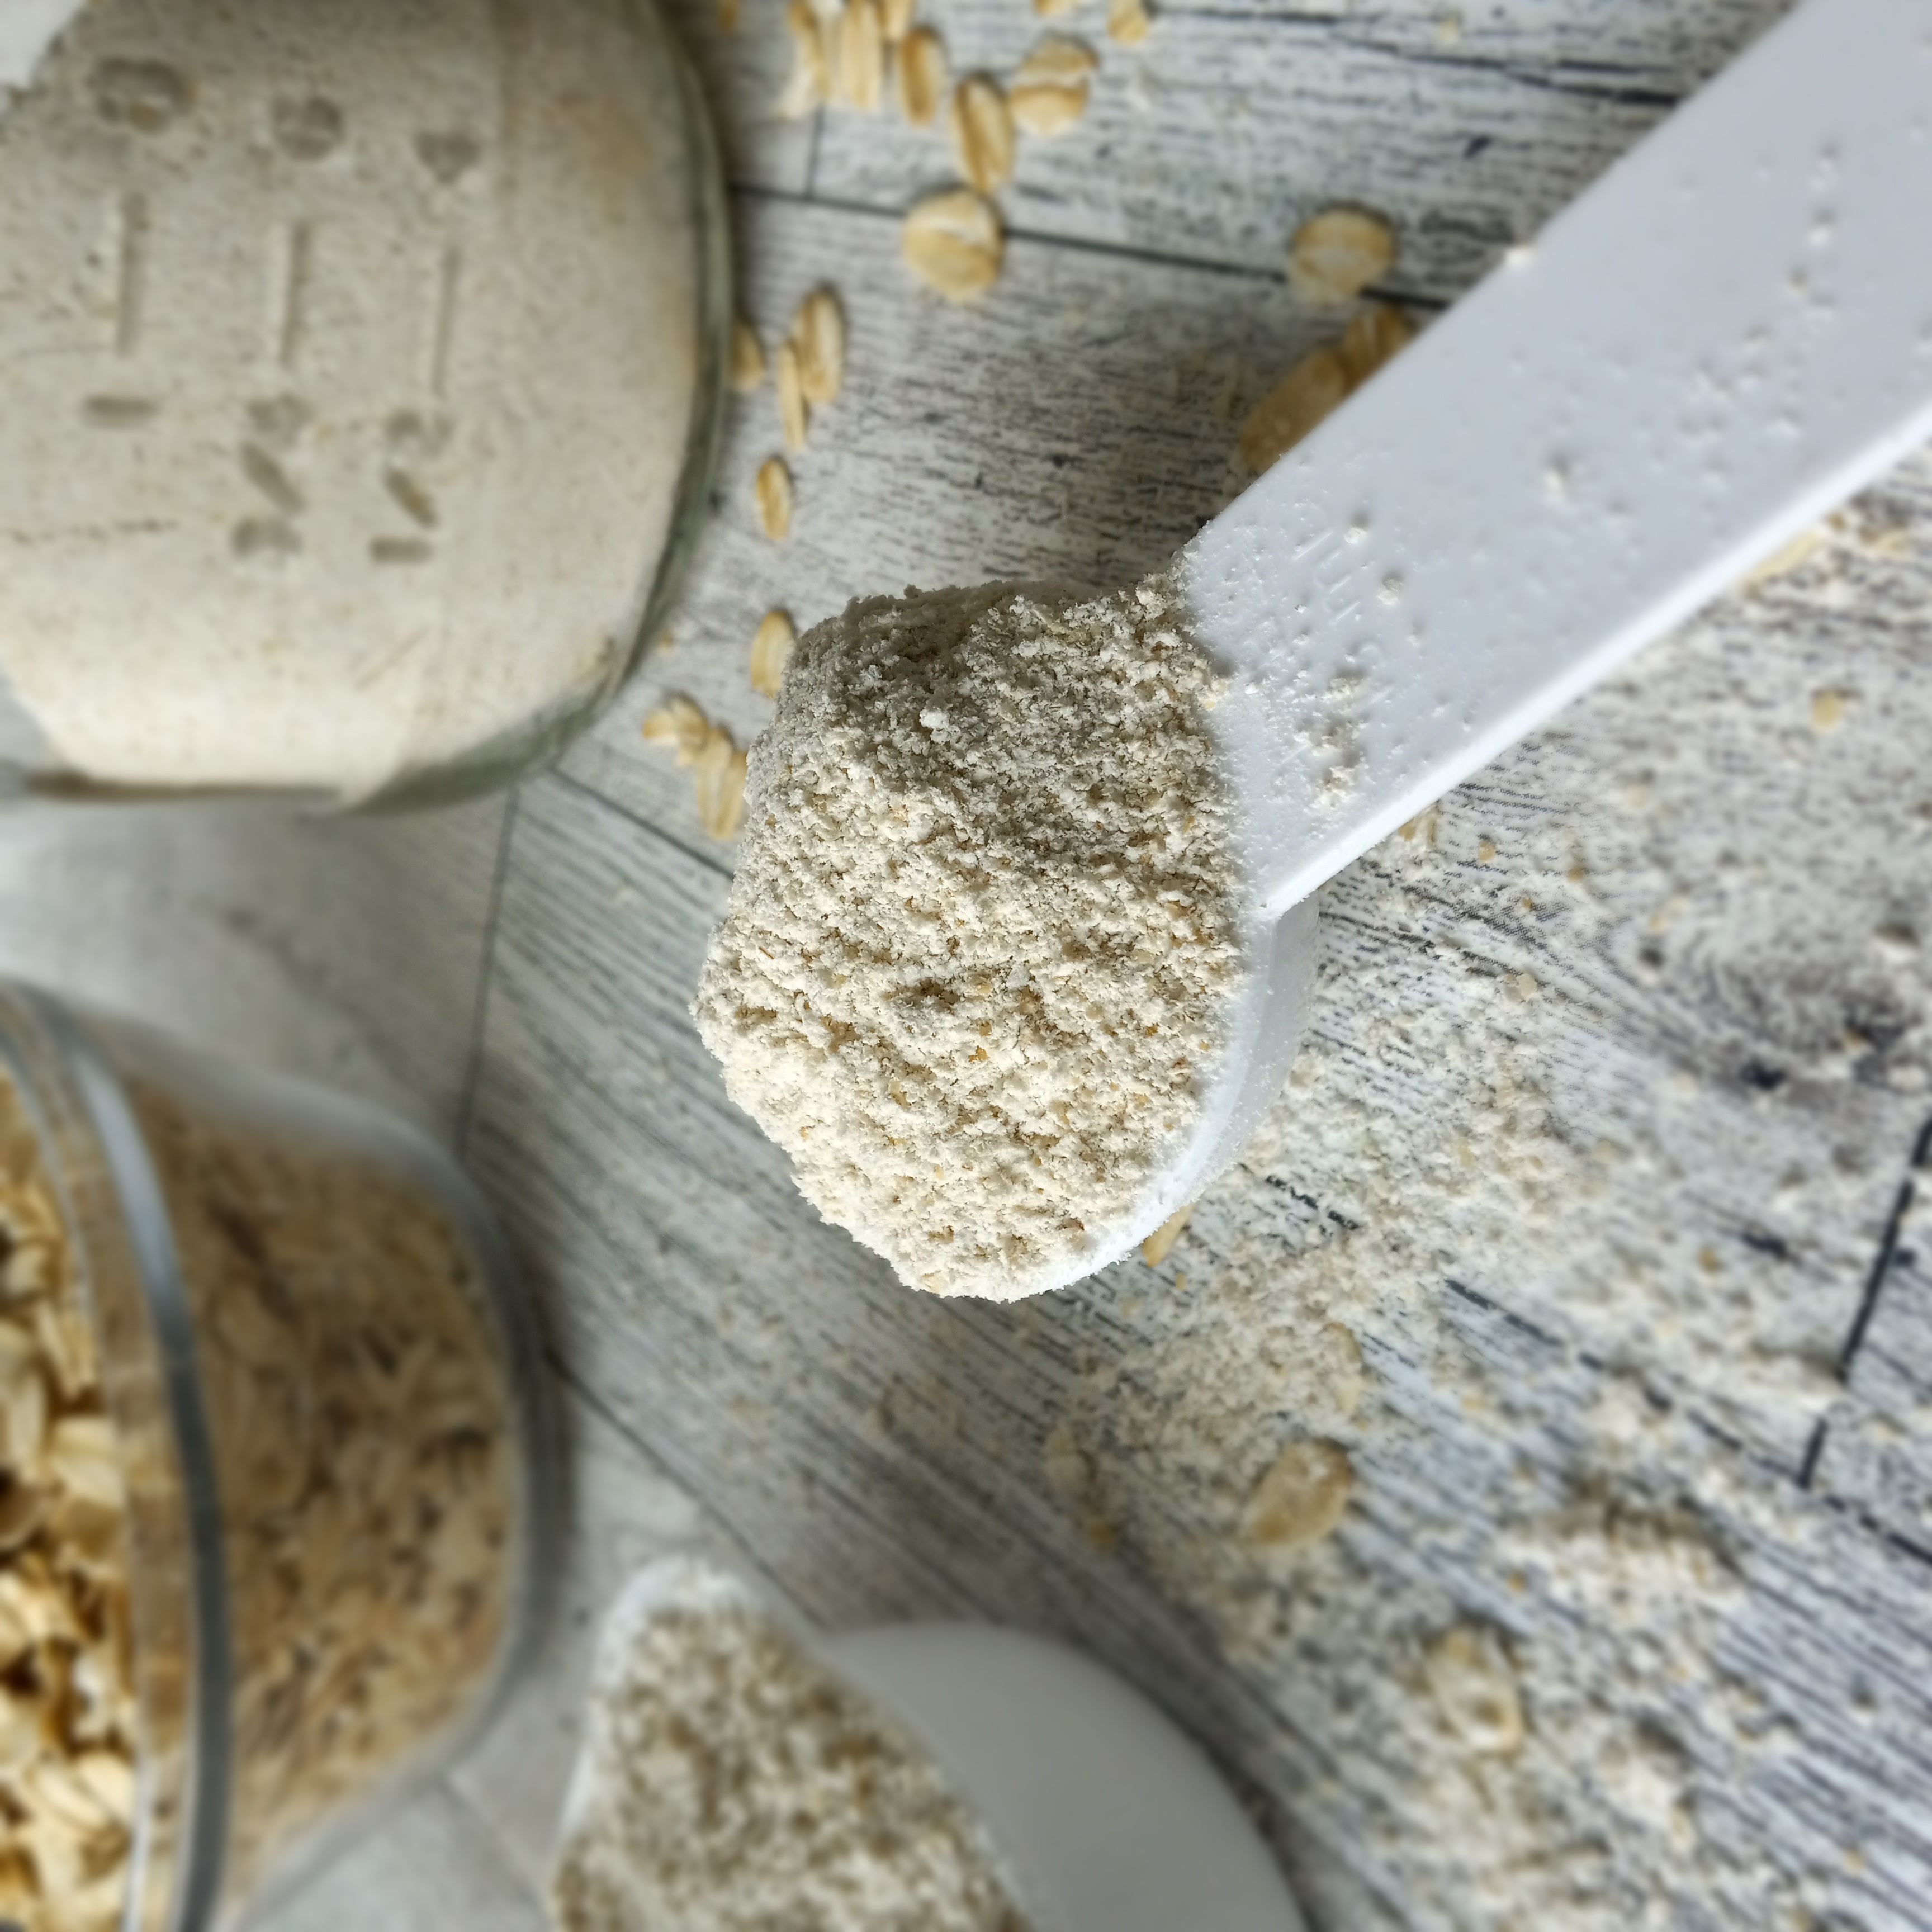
[0,0,729,808]
[0,981,553,1929]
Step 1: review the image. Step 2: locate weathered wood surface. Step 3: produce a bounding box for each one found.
[140,0,1926,1921]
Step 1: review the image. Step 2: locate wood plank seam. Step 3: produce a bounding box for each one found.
[1448,1273,1799,1486]
[1145,6,1733,113]
[1813,1489,1932,1578]
[1442,1190,1932,1580]
[1343,44,1687,111]
[1800,1109,1932,1520]
[728,179,1427,297]
[549,767,733,884]
[1835,1115,1932,1379]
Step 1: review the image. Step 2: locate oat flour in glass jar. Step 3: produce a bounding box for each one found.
[0,0,728,806]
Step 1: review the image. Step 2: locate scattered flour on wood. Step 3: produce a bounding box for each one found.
[695,576,1245,1300]
[1034,489,1932,1930]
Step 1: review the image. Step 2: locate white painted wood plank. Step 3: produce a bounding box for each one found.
[0,798,506,1138]
[804,0,1790,289]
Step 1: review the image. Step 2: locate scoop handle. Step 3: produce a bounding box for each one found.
[1183,0,1932,924]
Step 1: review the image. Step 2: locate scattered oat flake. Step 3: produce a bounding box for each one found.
[751,611,798,698]
[1337,301,1414,386]
[694,728,751,839]
[1237,305,1412,474]
[1741,524,1828,590]
[776,342,810,452]
[729,318,766,392]
[1041,1420,1091,1498]
[1240,1438,1353,1550]
[717,0,742,31]
[1107,0,1152,44]
[1425,1626,1526,1757]
[642,695,712,764]
[879,0,916,40]
[1811,688,1847,731]
[902,190,1004,301]
[779,0,830,116]
[1239,345,1349,473]
[1141,1201,1194,1266]
[1018,35,1099,83]
[950,74,1015,195]
[642,702,750,835]
[1010,76,1087,136]
[793,288,846,406]
[1290,206,1398,305]
[838,0,886,110]
[1036,0,1081,15]
[1858,517,1912,557]
[896,27,948,125]
[756,457,794,539]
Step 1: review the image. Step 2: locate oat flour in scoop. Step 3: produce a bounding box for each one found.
[698,0,1932,1298]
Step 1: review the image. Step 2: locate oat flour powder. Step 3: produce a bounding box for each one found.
[694,577,1247,1299]
[552,1560,1031,1932]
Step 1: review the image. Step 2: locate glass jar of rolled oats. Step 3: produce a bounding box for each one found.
[0,981,552,1930]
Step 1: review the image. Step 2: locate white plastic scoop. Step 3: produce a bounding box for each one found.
[1077,0,1932,1288]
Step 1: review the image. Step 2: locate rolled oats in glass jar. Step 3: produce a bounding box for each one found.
[0,982,552,1930]
[0,0,728,807]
